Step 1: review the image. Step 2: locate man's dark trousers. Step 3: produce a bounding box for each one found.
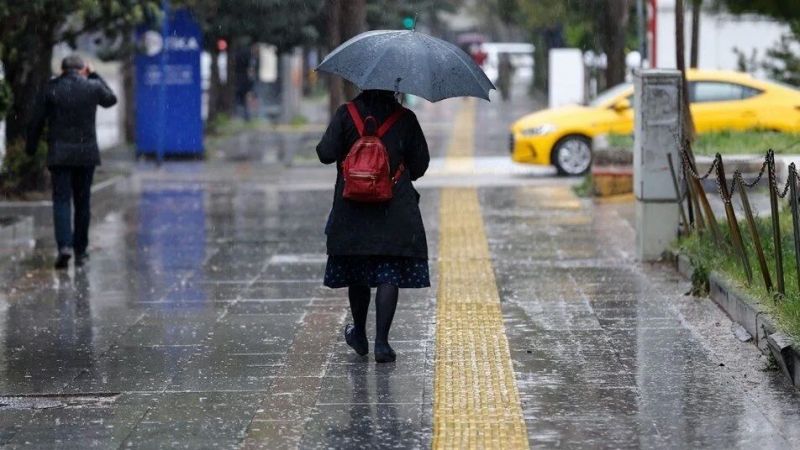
[50,167,95,255]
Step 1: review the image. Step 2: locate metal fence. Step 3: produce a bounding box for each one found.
[669,145,800,300]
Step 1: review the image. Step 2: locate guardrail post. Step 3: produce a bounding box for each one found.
[716,154,752,285]
[688,157,723,246]
[736,171,772,292]
[768,150,785,298]
[667,153,690,235]
[686,172,706,232]
[788,164,800,292]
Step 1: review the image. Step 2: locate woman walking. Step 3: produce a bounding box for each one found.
[317,89,430,363]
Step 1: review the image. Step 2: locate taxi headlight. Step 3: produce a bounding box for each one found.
[520,124,556,136]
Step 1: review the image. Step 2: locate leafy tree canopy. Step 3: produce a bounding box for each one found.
[366,0,460,31]
[715,0,800,21]
[0,1,162,65]
[189,0,323,52]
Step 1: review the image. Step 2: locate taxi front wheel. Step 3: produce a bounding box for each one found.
[552,135,592,176]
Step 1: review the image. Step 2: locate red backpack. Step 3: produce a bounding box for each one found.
[341,102,406,202]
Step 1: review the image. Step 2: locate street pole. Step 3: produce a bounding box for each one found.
[637,0,646,65]
[156,0,170,166]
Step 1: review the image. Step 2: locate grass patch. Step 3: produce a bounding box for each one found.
[608,131,800,156]
[677,210,800,340]
[206,113,270,137]
[572,172,593,197]
[607,133,634,150]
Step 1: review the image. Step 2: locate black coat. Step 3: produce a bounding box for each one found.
[26,71,118,167]
[317,91,430,259]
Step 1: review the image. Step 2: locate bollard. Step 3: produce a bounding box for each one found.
[716,155,752,285]
[768,150,785,298]
[736,171,772,292]
[788,164,800,292]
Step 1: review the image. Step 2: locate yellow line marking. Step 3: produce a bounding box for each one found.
[443,99,477,173]
[432,100,529,449]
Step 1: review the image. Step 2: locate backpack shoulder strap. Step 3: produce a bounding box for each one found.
[346,102,365,137]
[376,107,406,138]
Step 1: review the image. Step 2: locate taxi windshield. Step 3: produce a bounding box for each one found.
[589,83,632,107]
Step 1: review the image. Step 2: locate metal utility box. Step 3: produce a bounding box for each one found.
[634,69,682,261]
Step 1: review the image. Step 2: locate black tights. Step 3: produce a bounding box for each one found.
[348,284,399,344]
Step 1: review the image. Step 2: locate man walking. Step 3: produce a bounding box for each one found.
[26,55,117,269]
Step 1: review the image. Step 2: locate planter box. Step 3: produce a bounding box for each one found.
[671,251,800,387]
[0,174,126,230]
[591,166,633,197]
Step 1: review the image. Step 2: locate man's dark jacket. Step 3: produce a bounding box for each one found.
[316,90,430,259]
[27,70,117,167]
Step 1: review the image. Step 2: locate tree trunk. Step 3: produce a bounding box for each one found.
[208,47,222,125]
[221,45,236,115]
[339,0,366,100]
[690,0,701,68]
[675,0,696,141]
[4,45,53,147]
[532,33,548,93]
[326,0,343,117]
[122,51,136,143]
[602,0,631,87]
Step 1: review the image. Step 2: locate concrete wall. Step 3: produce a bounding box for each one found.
[654,0,790,76]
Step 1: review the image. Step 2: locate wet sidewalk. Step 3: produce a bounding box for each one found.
[1,89,800,448]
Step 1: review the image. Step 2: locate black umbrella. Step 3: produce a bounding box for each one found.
[317,30,495,102]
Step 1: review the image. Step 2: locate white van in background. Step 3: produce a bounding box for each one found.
[479,42,535,86]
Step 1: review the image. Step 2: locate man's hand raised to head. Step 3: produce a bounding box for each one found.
[79,62,92,78]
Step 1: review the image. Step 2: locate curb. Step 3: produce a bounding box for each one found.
[668,251,800,387]
[0,174,126,229]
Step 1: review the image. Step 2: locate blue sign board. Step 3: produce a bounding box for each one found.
[135,8,203,157]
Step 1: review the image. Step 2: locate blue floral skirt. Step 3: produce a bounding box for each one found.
[324,255,430,289]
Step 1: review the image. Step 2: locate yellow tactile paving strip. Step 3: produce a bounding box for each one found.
[432,99,529,449]
[442,99,477,173]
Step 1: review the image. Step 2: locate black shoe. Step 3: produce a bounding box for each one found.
[74,253,89,267]
[54,251,72,270]
[374,342,396,363]
[344,324,369,356]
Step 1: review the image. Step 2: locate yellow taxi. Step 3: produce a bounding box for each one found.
[510,69,800,175]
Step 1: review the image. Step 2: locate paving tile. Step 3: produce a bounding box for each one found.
[123,392,263,449]
[168,352,284,392]
[64,346,195,393]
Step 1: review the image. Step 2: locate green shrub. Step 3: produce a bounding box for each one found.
[0,78,12,119]
[0,138,49,197]
[607,131,800,156]
[677,211,800,340]
[572,172,593,197]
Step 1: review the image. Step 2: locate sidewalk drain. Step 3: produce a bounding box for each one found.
[0,393,119,410]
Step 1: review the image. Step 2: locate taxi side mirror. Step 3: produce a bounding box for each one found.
[612,98,631,112]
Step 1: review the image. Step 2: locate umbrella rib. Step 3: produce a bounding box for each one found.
[319,30,400,68]
[427,35,495,93]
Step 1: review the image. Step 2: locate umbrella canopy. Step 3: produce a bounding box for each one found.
[317,30,495,102]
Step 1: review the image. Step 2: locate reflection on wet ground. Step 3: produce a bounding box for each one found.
[0,174,440,447]
[484,185,800,448]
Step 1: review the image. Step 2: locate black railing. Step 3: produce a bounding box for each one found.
[672,146,800,300]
